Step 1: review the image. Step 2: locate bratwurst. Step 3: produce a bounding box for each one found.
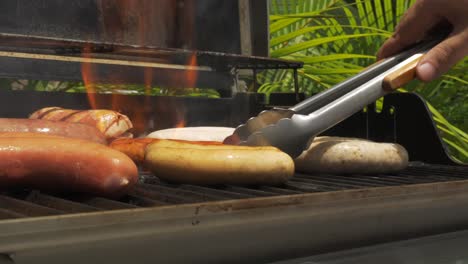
[0,118,107,144]
[110,137,160,164]
[30,107,133,140]
[109,137,224,164]
[295,137,409,174]
[0,135,138,197]
[145,139,295,185]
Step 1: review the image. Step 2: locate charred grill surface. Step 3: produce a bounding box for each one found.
[0,163,466,220]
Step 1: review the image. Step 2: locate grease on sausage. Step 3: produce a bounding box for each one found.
[0,136,138,197]
[0,118,107,144]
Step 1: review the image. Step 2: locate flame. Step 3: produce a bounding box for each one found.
[185,53,198,89]
[175,119,186,128]
[82,44,98,110]
[81,0,197,134]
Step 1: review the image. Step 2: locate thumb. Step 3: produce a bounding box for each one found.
[417,30,468,82]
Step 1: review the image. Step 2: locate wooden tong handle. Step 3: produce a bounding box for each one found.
[382,54,423,91]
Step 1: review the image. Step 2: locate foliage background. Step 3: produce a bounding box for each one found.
[261,0,467,162]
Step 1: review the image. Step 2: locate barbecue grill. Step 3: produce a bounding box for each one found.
[0,1,466,264]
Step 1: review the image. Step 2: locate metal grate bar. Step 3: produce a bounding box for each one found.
[259,186,303,195]
[307,175,396,187]
[284,181,341,192]
[405,167,468,178]
[178,185,254,199]
[125,194,168,207]
[139,183,225,202]
[0,164,466,220]
[78,197,139,210]
[291,177,364,189]
[0,208,25,219]
[130,187,184,204]
[0,195,63,217]
[294,173,382,188]
[224,186,278,197]
[366,175,431,184]
[398,173,462,182]
[25,192,100,213]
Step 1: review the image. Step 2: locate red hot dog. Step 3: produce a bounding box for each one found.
[0,136,138,197]
[0,118,107,144]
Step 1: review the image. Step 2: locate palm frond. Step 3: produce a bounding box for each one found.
[264,0,467,162]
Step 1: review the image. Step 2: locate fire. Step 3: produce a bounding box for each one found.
[185,53,198,90]
[82,1,197,134]
[175,119,186,128]
[81,44,98,110]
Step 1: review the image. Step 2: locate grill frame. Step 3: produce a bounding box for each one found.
[1,163,468,263]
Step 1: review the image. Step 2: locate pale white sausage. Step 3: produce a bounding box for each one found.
[295,137,409,174]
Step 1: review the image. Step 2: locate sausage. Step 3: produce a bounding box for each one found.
[29,107,133,139]
[0,136,138,197]
[295,137,409,174]
[145,139,294,185]
[110,138,223,164]
[110,138,160,164]
[0,118,107,144]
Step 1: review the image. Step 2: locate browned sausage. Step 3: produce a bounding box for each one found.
[110,138,159,164]
[0,136,138,197]
[0,118,107,144]
[29,107,133,140]
[110,138,224,164]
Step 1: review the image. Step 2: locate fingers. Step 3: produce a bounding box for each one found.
[377,0,441,59]
[417,29,468,82]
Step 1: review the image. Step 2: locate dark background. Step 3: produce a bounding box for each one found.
[0,0,241,53]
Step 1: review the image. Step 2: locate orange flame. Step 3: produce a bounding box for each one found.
[81,44,98,110]
[82,1,196,133]
[185,53,198,90]
[175,119,186,128]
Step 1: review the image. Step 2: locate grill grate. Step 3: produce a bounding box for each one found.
[0,163,466,220]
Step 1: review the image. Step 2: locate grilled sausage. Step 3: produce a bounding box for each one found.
[110,138,160,164]
[29,107,133,140]
[0,118,107,144]
[145,139,294,185]
[0,136,138,197]
[295,137,409,174]
[112,127,233,164]
[110,138,223,164]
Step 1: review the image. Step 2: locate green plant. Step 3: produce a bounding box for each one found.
[263,0,467,162]
[0,78,221,98]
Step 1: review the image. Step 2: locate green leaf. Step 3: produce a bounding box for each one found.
[271,33,388,57]
[294,53,375,63]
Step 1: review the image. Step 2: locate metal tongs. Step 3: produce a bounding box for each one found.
[223,37,444,157]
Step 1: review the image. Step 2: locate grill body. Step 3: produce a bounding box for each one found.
[0,164,467,264]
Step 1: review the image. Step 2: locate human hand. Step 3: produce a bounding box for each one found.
[377,0,468,82]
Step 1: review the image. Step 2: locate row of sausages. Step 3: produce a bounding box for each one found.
[0,107,138,198]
